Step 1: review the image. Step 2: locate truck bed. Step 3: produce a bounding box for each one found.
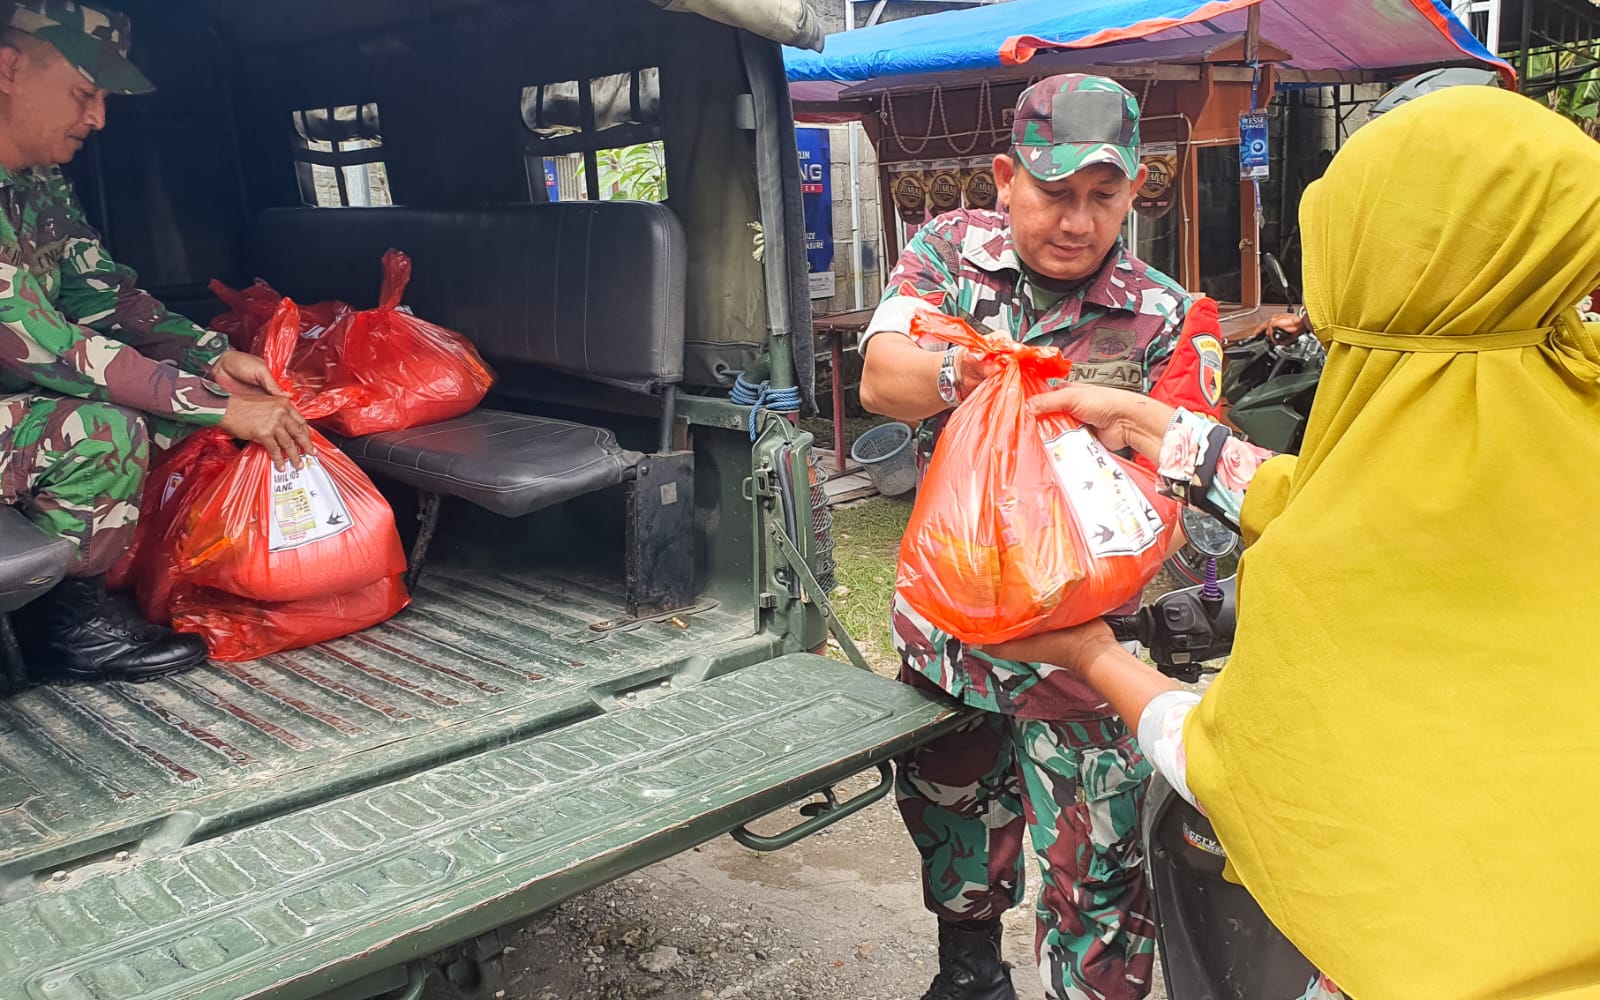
[0,563,763,889]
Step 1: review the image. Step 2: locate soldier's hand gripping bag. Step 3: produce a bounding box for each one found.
[315,250,495,436]
[896,312,1182,644]
[178,299,408,603]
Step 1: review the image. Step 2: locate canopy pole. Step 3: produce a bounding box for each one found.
[844,0,867,311]
[1518,0,1532,87]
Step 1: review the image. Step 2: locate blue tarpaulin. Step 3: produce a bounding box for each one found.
[785,0,1510,89]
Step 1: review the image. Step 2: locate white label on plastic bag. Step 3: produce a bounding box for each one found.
[160,471,184,509]
[1043,427,1166,559]
[267,456,354,552]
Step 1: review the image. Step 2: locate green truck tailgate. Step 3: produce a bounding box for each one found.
[0,653,962,1000]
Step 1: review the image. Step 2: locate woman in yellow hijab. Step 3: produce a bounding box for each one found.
[987,86,1600,998]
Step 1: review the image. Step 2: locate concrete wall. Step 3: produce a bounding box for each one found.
[804,4,1002,317]
[803,122,887,317]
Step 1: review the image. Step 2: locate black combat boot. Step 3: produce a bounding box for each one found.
[18,576,207,683]
[919,919,1017,1000]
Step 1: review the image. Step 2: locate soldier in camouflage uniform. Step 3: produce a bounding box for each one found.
[0,0,312,682]
[858,76,1192,1000]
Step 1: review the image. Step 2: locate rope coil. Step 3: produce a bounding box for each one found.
[730,373,801,440]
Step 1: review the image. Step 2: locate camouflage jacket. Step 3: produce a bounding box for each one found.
[870,208,1192,720]
[0,163,230,423]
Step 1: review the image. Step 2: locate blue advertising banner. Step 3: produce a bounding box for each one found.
[797,128,835,300]
[543,157,560,202]
[1239,113,1270,179]
[540,156,560,200]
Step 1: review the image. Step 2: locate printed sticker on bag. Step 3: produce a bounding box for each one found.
[1043,428,1166,558]
[161,471,185,509]
[268,457,354,552]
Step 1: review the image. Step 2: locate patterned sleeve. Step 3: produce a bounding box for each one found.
[1156,408,1278,527]
[1136,689,1204,810]
[0,259,230,425]
[49,172,230,376]
[859,216,964,355]
[1141,289,1191,388]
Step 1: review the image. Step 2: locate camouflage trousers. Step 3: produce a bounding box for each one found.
[896,664,1156,1000]
[1,394,150,577]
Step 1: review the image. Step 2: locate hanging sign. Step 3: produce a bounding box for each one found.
[963,166,997,209]
[797,128,835,300]
[892,169,929,225]
[927,169,963,213]
[1135,142,1178,219]
[1239,114,1270,179]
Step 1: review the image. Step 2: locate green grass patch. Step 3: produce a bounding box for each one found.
[826,495,913,675]
[798,414,894,456]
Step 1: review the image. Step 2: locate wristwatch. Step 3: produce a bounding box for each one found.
[936,347,962,406]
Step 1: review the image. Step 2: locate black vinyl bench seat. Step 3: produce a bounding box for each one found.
[0,507,72,614]
[253,202,691,615]
[337,411,639,520]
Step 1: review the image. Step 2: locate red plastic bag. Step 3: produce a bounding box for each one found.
[108,429,241,623]
[209,278,350,386]
[895,312,1182,644]
[171,575,410,662]
[316,250,494,436]
[177,299,408,603]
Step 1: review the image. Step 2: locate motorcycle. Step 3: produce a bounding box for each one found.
[1166,254,1323,587]
[1116,509,1322,999]
[1223,253,1325,455]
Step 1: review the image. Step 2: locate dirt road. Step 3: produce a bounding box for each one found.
[425,777,1170,1000]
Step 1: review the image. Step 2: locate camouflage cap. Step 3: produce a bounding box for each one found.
[1011,74,1140,182]
[5,0,152,95]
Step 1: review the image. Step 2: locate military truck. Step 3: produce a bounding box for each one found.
[0,2,964,996]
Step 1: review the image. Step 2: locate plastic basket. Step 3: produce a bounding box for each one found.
[850,422,917,497]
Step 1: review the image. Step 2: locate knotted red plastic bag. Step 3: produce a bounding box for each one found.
[171,575,409,662]
[177,299,407,603]
[316,250,494,436]
[209,278,350,387]
[108,428,241,623]
[896,312,1182,644]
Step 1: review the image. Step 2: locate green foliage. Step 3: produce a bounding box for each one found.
[828,496,913,672]
[1526,43,1600,138]
[576,141,668,201]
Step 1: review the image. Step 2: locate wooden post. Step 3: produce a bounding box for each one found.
[1182,142,1200,291]
[1239,178,1261,309]
[1241,5,1263,308]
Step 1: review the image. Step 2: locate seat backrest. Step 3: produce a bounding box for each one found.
[251,203,686,392]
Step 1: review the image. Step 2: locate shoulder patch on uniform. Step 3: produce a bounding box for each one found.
[1194,333,1224,407]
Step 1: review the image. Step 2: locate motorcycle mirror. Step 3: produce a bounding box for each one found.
[1181,508,1239,559]
[1262,253,1291,301]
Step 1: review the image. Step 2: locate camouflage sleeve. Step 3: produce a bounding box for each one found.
[1142,289,1192,387]
[860,217,964,355]
[51,173,229,376]
[0,259,230,425]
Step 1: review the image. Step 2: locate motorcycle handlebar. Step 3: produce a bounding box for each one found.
[1102,576,1238,683]
[1105,614,1144,646]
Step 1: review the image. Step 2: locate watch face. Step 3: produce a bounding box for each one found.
[937,356,959,403]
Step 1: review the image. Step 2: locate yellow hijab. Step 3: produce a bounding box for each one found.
[1183,87,1600,999]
